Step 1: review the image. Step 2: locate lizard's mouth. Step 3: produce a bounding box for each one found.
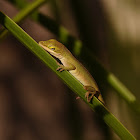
[39,43,62,64]
[39,42,50,51]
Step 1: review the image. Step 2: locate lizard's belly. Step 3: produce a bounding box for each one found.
[61,59,99,91]
[69,69,98,90]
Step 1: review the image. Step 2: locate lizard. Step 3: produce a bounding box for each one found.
[39,39,104,104]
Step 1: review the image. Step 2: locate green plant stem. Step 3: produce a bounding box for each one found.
[0,0,46,39]
[0,11,136,140]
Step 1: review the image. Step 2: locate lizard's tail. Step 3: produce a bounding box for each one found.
[98,94,105,105]
[95,91,105,105]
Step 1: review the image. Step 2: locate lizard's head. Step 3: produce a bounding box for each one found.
[39,39,65,59]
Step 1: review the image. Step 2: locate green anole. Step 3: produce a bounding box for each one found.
[39,39,104,104]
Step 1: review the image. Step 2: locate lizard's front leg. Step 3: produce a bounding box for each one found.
[56,61,76,72]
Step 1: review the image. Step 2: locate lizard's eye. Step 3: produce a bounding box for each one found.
[50,47,55,51]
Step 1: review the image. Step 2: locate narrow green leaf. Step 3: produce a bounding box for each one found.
[0,12,136,140]
[0,0,46,39]
[3,0,140,113]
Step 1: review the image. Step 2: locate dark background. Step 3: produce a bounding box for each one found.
[0,0,140,139]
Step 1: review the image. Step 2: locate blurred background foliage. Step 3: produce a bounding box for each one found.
[0,0,140,139]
